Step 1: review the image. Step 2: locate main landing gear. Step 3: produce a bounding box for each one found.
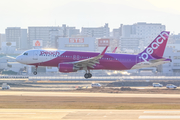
[33,71,37,75]
[33,66,38,75]
[84,70,92,79]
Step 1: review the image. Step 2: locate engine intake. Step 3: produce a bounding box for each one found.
[58,63,78,73]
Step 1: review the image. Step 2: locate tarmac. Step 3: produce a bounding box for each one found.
[1,91,180,119]
[1,91,180,98]
[1,109,180,120]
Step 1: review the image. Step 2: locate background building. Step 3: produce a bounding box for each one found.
[113,24,122,39]
[5,27,27,50]
[162,44,180,75]
[0,34,6,50]
[57,37,95,51]
[1,42,16,54]
[81,23,109,38]
[28,26,59,49]
[168,33,180,44]
[119,38,143,53]
[28,25,80,49]
[96,38,112,52]
[20,29,27,50]
[113,22,165,52]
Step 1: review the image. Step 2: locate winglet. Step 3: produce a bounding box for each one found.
[112,47,117,53]
[100,46,108,55]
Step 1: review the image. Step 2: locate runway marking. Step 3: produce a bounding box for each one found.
[144,111,180,114]
[139,116,180,119]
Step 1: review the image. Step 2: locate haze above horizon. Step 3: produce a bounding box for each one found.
[0,0,180,34]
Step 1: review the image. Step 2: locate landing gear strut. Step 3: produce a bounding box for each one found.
[84,70,92,79]
[33,66,38,75]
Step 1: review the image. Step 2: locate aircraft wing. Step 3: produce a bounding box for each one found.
[72,46,108,68]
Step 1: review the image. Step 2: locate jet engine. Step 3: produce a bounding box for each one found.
[58,63,78,73]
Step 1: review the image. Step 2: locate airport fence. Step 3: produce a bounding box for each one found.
[1,75,180,81]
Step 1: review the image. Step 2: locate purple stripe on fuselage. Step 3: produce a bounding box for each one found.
[108,53,137,69]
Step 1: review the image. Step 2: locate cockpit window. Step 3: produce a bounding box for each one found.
[23,53,28,55]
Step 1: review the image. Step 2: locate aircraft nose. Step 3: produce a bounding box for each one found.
[16,56,22,63]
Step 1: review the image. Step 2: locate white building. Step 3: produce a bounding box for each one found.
[130,22,165,45]
[28,25,80,49]
[61,24,80,37]
[162,44,180,75]
[81,23,109,38]
[1,42,16,54]
[115,22,165,52]
[113,25,122,39]
[57,37,95,51]
[28,26,59,49]
[0,56,16,71]
[168,33,180,44]
[96,38,112,52]
[0,34,6,49]
[119,38,143,53]
[5,27,27,50]
[49,29,61,48]
[20,29,28,50]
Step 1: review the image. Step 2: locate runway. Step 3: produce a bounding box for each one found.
[1,91,180,119]
[1,109,180,120]
[1,91,180,98]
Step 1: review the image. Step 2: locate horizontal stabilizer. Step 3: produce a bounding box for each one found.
[149,58,166,63]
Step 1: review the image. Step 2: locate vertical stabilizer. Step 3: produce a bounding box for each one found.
[139,31,170,62]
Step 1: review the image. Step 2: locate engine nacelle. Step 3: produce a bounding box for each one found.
[58,63,78,73]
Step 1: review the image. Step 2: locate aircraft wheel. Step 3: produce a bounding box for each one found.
[89,73,92,78]
[84,73,89,79]
[33,71,37,75]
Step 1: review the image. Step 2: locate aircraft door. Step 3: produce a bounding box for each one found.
[33,51,38,60]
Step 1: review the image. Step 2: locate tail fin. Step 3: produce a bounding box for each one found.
[139,31,170,61]
[112,47,117,53]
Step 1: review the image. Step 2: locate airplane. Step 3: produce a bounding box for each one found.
[16,31,171,79]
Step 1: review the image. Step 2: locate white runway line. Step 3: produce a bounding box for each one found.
[144,111,180,114]
[139,116,180,119]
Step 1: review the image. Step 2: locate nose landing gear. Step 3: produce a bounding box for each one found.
[33,66,38,75]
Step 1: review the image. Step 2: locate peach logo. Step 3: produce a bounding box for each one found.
[35,40,41,46]
[141,31,169,62]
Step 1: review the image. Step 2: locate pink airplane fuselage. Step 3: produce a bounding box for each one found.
[27,50,138,70]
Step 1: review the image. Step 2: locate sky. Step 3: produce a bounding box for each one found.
[0,0,180,34]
